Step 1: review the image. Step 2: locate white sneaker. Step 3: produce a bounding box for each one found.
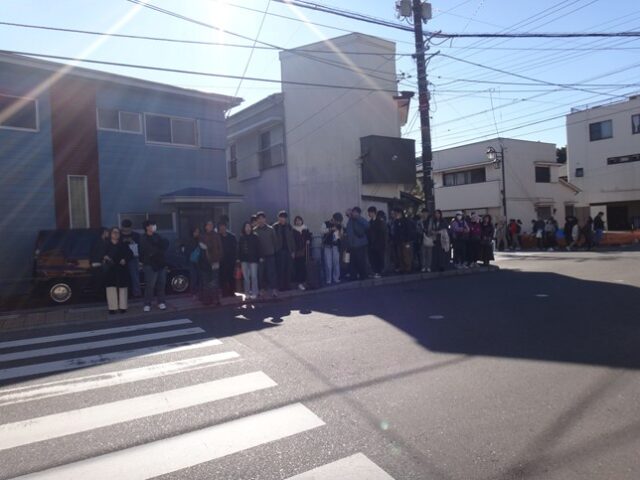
[143,305,151,313]
[298,284,306,291]
[158,303,167,310]
[373,273,381,279]
[421,268,427,272]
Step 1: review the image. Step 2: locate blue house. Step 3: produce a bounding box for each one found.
[0,53,242,290]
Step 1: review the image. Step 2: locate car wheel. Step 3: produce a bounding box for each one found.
[169,273,189,294]
[49,281,73,304]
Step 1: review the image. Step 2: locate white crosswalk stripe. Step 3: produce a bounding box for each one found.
[0,337,223,382]
[1,317,395,479]
[0,351,240,406]
[0,319,193,350]
[285,453,395,479]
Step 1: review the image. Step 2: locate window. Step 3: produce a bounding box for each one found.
[632,114,640,135]
[0,93,38,131]
[119,212,175,231]
[259,131,272,170]
[228,144,238,179]
[68,175,89,228]
[97,109,141,133]
[145,114,198,146]
[565,205,575,219]
[607,153,640,166]
[575,167,584,177]
[442,167,486,187]
[589,120,613,141]
[537,206,552,220]
[535,166,551,183]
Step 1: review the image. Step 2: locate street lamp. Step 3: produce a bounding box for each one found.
[486,145,507,219]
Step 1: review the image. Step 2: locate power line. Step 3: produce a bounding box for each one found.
[0,49,400,94]
[430,31,640,39]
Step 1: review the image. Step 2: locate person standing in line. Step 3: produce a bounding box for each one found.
[494,219,508,252]
[321,212,343,285]
[292,215,312,291]
[120,219,141,298]
[479,215,495,266]
[507,219,520,251]
[103,227,133,314]
[593,211,605,247]
[391,207,413,273]
[467,213,482,267]
[345,207,370,281]
[139,220,169,312]
[419,208,434,273]
[218,221,237,297]
[238,221,260,300]
[582,216,594,250]
[533,218,546,250]
[430,210,450,272]
[255,211,279,297]
[368,208,387,278]
[185,226,202,297]
[450,211,470,269]
[273,211,295,291]
[200,220,223,305]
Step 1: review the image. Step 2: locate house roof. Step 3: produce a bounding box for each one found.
[0,51,242,108]
[160,188,243,204]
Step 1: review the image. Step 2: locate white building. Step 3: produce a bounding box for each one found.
[227,33,416,230]
[566,95,640,230]
[432,138,581,226]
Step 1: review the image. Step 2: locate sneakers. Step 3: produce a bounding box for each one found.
[158,303,167,310]
[298,284,306,291]
[373,273,382,279]
[421,268,427,273]
[143,305,151,313]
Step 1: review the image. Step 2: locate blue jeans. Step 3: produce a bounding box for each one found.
[127,257,141,297]
[241,262,259,297]
[323,246,340,284]
[143,266,166,306]
[594,229,604,245]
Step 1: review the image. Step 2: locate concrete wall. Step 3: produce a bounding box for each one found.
[96,84,229,237]
[227,95,288,227]
[567,96,640,205]
[0,63,56,285]
[280,33,402,230]
[433,138,580,225]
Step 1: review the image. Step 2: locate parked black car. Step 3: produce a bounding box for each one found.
[33,229,190,304]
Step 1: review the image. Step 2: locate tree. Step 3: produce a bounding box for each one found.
[556,146,567,164]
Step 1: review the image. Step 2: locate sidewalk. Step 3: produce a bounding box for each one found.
[0,266,499,333]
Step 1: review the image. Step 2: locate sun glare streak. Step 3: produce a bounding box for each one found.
[0,2,144,125]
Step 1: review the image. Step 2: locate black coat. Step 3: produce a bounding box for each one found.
[220,232,238,266]
[103,241,133,288]
[238,233,260,263]
[369,218,388,252]
[139,233,168,271]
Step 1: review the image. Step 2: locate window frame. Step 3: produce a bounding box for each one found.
[144,112,199,148]
[535,166,551,183]
[575,167,584,178]
[589,119,613,142]
[632,114,640,135]
[67,175,90,229]
[0,93,39,132]
[258,131,272,170]
[228,143,238,179]
[96,108,142,134]
[442,167,486,187]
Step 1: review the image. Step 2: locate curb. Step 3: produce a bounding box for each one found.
[0,266,499,334]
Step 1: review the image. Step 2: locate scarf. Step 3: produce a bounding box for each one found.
[293,224,308,233]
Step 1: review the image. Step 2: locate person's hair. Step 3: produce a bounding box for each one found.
[278,210,288,218]
[598,211,604,216]
[332,212,343,223]
[392,207,403,214]
[434,209,442,219]
[367,206,377,214]
[376,210,385,220]
[121,219,132,228]
[110,227,121,237]
[191,226,200,236]
[421,208,428,213]
[217,220,227,228]
[242,222,252,235]
[250,215,257,223]
[256,211,266,219]
[294,215,304,225]
[142,220,155,229]
[483,214,492,223]
[352,206,362,214]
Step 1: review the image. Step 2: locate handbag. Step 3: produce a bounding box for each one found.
[343,251,351,264]
[189,247,201,264]
[423,233,434,247]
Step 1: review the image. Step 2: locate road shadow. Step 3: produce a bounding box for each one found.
[228,269,640,370]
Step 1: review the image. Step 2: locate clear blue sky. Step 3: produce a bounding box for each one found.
[2,0,639,151]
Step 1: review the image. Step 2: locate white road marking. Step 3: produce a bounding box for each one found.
[0,337,223,382]
[0,327,205,362]
[0,351,241,406]
[0,319,193,350]
[0,371,277,451]
[428,315,445,320]
[286,453,395,479]
[535,294,549,298]
[11,403,324,480]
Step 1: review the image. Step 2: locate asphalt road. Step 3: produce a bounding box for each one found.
[1,250,639,479]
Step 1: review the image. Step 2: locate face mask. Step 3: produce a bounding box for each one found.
[456,215,462,220]
[151,225,157,233]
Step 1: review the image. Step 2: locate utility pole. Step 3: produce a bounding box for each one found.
[398,1,434,212]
